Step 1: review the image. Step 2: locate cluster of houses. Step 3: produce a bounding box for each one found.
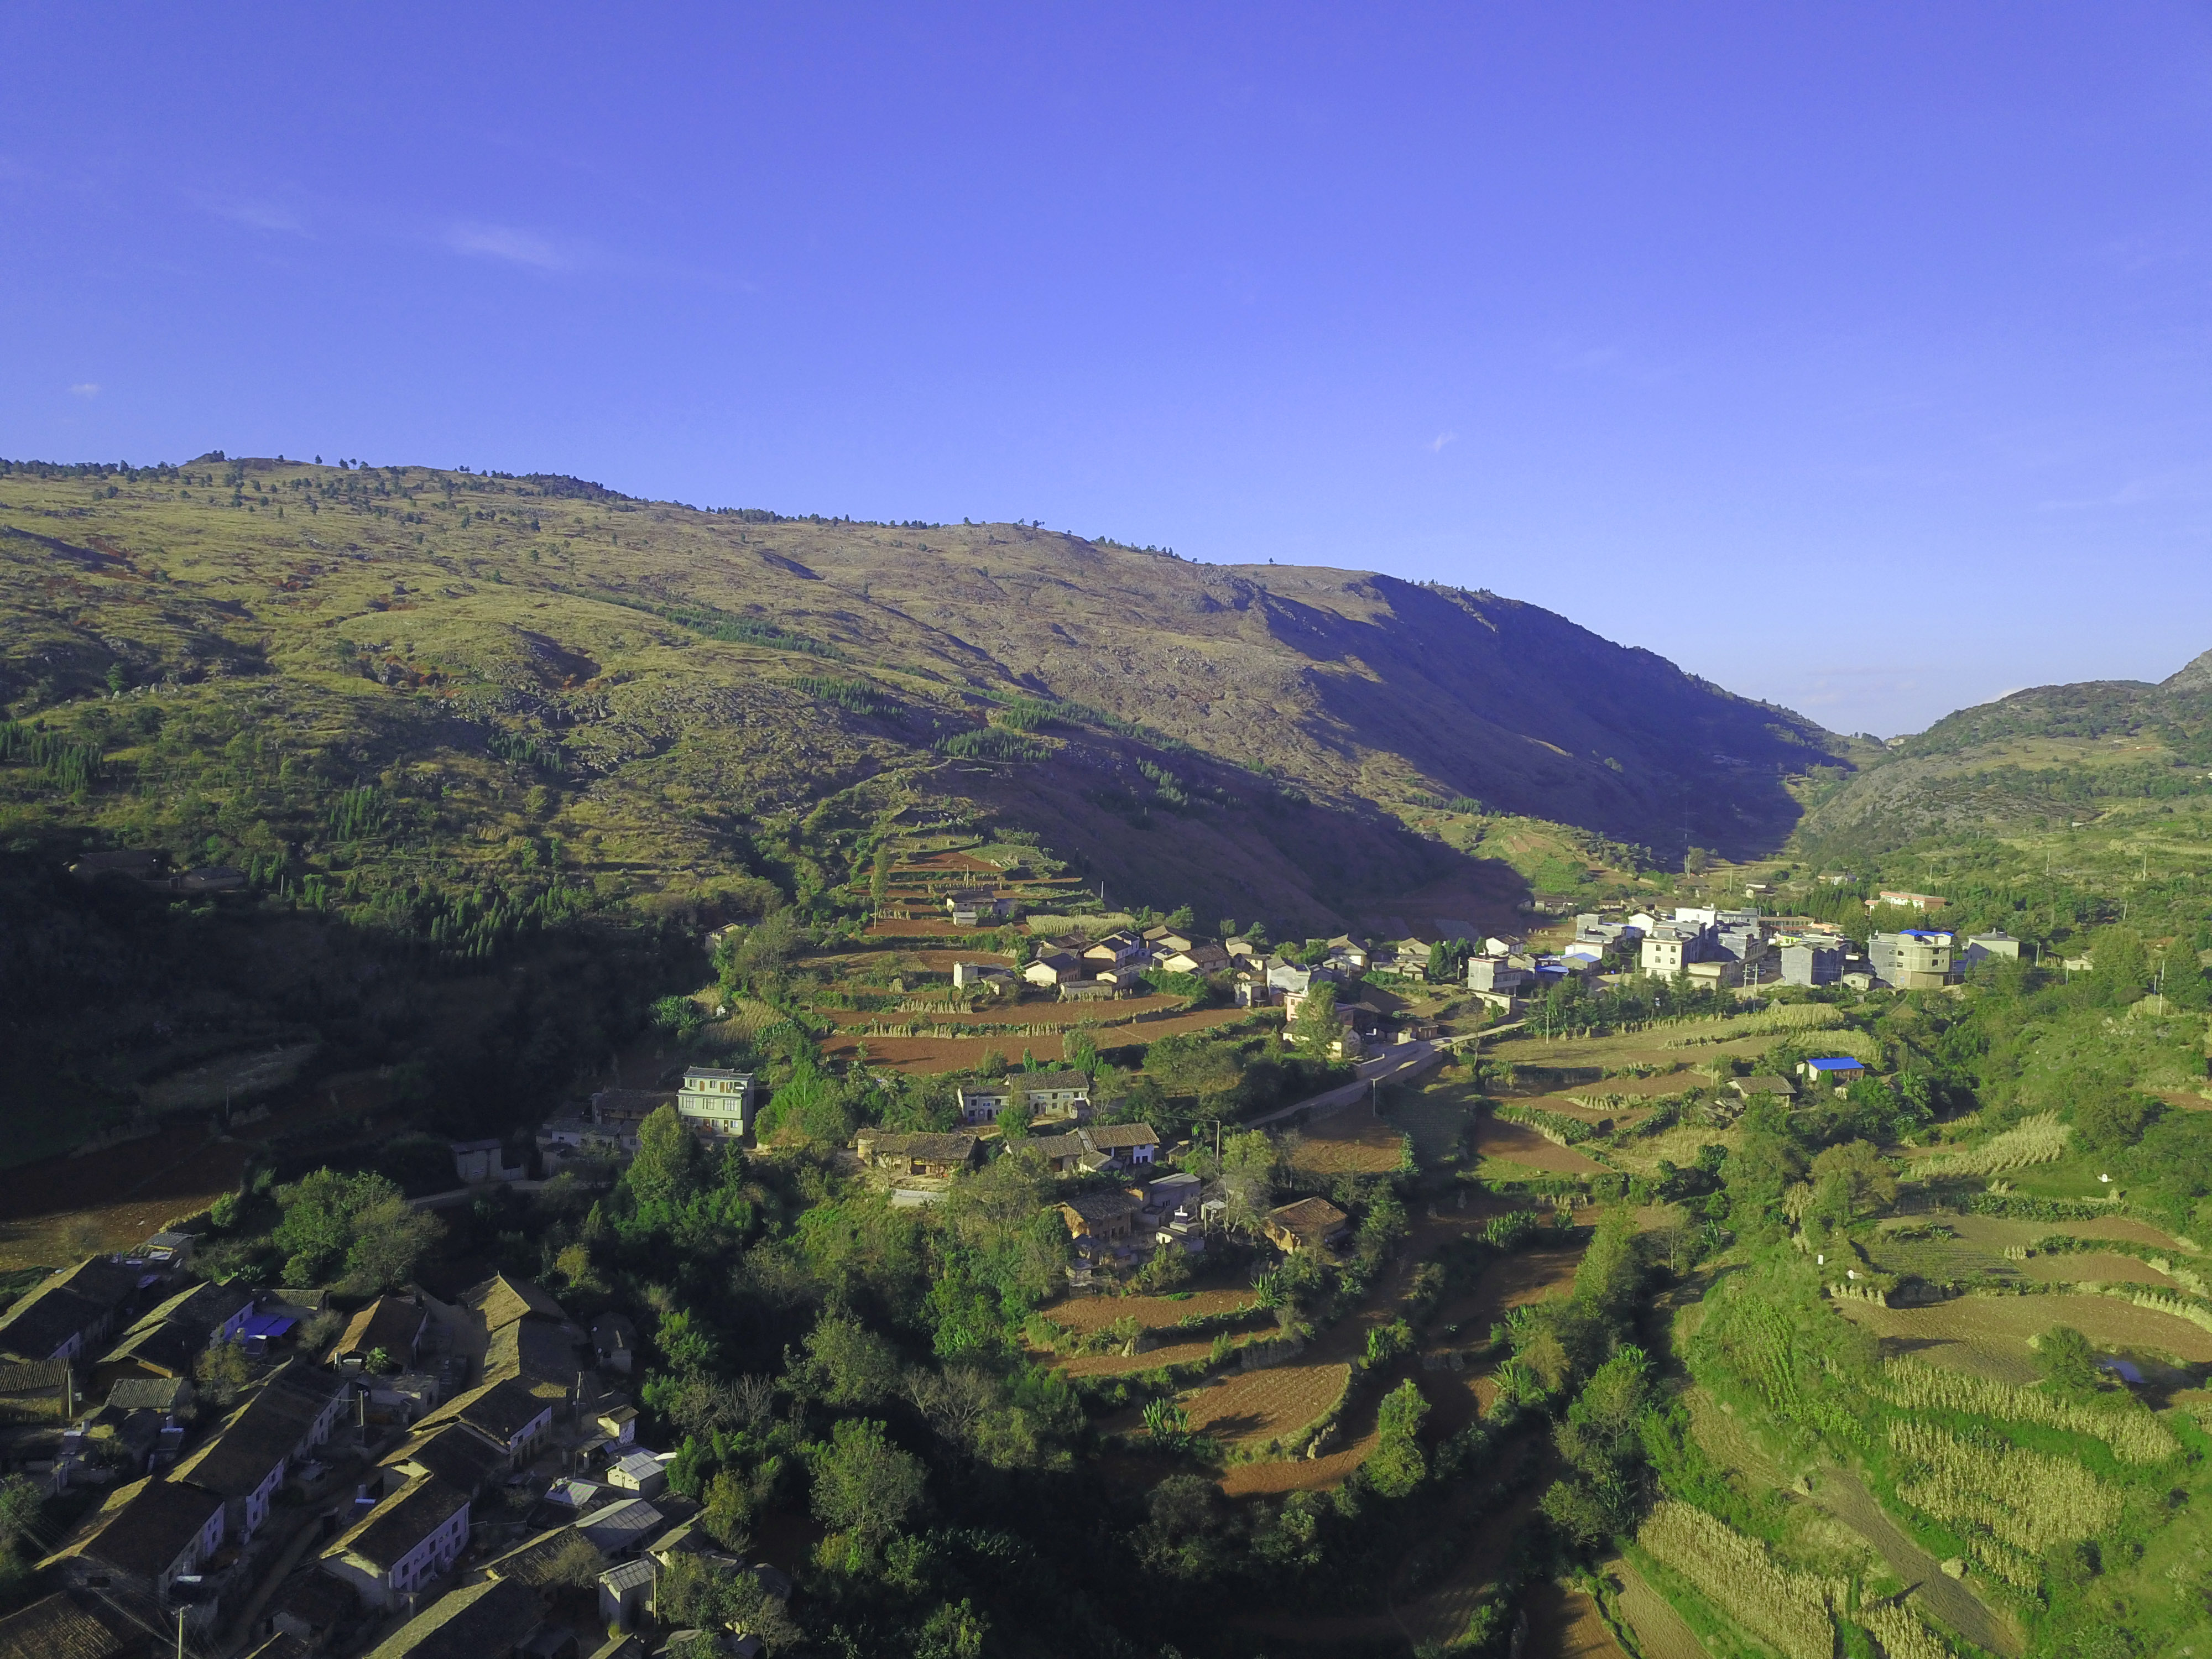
[1447,906,2025,1004]
[538,1070,761,1174]
[0,1239,786,1659]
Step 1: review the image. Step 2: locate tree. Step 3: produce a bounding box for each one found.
[2091,925,2148,1005]
[195,1339,251,1406]
[2160,943,2210,1011]
[796,1309,903,1408]
[343,1193,440,1293]
[1290,983,1340,1058]
[2037,1324,2101,1395]
[1364,1380,1429,1498]
[273,1168,413,1285]
[628,1104,704,1210]
[0,1474,43,1550]
[1218,1130,1277,1223]
[1808,1140,1897,1222]
[1063,1029,1099,1078]
[1146,1034,1240,1099]
[995,1095,1033,1141]
[2075,1089,2161,1154]
[811,1417,926,1549]
[701,1469,755,1552]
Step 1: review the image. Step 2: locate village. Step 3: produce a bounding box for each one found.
[0,839,2068,1659]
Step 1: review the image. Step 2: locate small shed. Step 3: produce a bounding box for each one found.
[606,1451,666,1500]
[598,1557,657,1631]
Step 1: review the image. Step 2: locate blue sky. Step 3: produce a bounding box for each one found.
[6,4,2210,735]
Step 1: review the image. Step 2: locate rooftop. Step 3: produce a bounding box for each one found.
[463,1274,568,1335]
[364,1577,542,1659]
[328,1476,469,1571]
[47,1475,222,1580]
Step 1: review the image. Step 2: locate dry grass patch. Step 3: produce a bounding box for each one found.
[1292,1107,1406,1175]
[1043,1284,1257,1334]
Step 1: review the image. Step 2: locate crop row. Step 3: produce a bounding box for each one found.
[1888,1420,2121,1554]
[1917,1112,2071,1176]
[1639,1501,1843,1659]
[1872,1357,2176,1464]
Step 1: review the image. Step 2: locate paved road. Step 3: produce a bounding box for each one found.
[1241,1037,1454,1130]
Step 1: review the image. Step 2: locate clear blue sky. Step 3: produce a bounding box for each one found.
[6,4,2209,735]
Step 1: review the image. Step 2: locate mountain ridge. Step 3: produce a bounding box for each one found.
[0,453,1853,925]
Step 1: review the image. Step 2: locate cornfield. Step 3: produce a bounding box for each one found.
[1493,1103,1594,1145]
[1860,1602,1952,1659]
[1918,1112,2070,1176]
[1888,1420,2121,1556]
[1874,1357,2177,1464]
[1638,1501,1842,1659]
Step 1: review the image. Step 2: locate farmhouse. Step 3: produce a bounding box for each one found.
[361,1577,545,1659]
[320,1475,472,1608]
[1733,1075,1797,1102]
[1799,1056,1867,1087]
[0,1593,137,1659]
[853,1130,985,1178]
[1262,1197,1350,1254]
[97,1280,255,1390]
[327,1293,429,1373]
[605,1450,667,1499]
[1014,1123,1161,1174]
[1022,952,1082,988]
[169,1360,348,1537]
[1057,1192,1143,1243]
[450,1139,526,1184]
[418,1377,555,1469]
[43,1475,227,1604]
[956,1070,1091,1125]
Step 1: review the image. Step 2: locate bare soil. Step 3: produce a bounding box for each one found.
[0,1124,247,1271]
[1182,1360,1352,1446]
[1611,1559,1710,1659]
[1813,1470,2021,1656]
[1835,1290,2212,1378]
[1475,1117,1608,1175]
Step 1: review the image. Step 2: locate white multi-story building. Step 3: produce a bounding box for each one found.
[675,1068,756,1137]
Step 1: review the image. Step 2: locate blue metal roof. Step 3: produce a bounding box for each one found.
[1805,1057,1863,1070]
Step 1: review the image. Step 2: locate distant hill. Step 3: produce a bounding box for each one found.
[1792,651,2212,863]
[0,455,1848,928]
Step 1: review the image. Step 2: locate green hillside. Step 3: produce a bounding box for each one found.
[1794,656,2212,868]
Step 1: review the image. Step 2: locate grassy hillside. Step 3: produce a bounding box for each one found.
[0,451,1844,904]
[1794,656,2212,867]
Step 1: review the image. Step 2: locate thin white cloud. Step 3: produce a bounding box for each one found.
[1427,431,1457,454]
[69,382,99,398]
[198,195,309,235]
[447,222,567,269]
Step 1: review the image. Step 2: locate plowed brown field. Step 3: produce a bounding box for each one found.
[1837,1290,2212,1378]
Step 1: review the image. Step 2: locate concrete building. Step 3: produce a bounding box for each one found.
[1960,931,2022,969]
[1870,931,1953,990]
[675,1068,755,1138]
[1779,941,1843,987]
